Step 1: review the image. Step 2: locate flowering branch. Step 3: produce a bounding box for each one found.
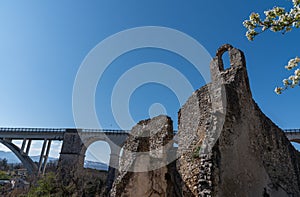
[243,0,300,94]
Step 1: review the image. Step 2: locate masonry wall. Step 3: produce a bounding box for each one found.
[110,115,185,197]
[178,44,300,197]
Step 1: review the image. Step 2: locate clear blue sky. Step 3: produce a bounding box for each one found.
[0,1,300,162]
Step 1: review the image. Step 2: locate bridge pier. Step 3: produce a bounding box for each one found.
[57,129,85,186]
[107,147,121,191]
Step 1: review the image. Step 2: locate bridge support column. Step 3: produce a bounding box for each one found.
[107,147,121,192]
[20,139,32,156]
[25,139,32,155]
[21,139,26,153]
[42,140,52,174]
[57,129,85,187]
[37,139,52,175]
[38,139,47,174]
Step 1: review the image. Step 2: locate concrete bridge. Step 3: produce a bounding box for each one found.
[0,127,299,175]
[0,127,129,175]
[285,129,300,144]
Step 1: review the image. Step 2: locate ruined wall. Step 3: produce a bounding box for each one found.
[178,44,300,196]
[58,45,300,197]
[110,115,183,197]
[177,84,214,196]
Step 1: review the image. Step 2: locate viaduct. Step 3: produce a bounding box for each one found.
[0,127,299,175]
[0,128,128,176]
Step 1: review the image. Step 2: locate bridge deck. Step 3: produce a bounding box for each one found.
[0,127,299,140]
[284,129,300,134]
[0,127,131,140]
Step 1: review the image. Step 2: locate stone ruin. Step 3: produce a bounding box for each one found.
[109,44,300,197]
[110,115,179,197]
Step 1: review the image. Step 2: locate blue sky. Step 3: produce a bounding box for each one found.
[0,1,300,163]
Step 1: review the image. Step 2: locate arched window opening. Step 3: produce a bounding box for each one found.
[84,141,111,171]
[222,51,231,70]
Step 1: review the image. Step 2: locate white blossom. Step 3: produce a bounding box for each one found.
[294,68,300,76]
[274,87,283,94]
[283,79,290,86]
[245,1,300,94]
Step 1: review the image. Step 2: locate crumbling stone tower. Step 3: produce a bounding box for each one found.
[110,44,300,197]
[177,44,300,196]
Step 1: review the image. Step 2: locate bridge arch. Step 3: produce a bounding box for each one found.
[79,131,129,169]
[78,132,128,191]
[285,131,300,145]
[80,135,123,169]
[84,140,111,171]
[289,139,300,144]
[0,139,37,174]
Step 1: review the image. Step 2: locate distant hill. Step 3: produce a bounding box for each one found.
[0,150,108,171]
[0,150,57,163]
[30,155,58,163]
[0,150,20,163]
[84,160,108,171]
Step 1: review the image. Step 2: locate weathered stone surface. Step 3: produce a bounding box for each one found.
[54,45,300,197]
[178,44,300,196]
[57,129,85,189]
[110,115,182,197]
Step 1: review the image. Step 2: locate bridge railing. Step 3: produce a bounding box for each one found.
[1,127,299,134]
[81,129,131,133]
[0,127,65,133]
[284,129,300,134]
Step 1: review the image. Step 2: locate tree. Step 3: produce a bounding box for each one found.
[27,172,58,196]
[0,171,10,179]
[243,0,300,94]
[0,158,9,171]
